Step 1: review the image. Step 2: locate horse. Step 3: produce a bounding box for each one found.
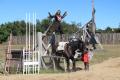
[55,37,86,71]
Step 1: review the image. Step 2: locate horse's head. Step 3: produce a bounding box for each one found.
[68,38,84,52]
[78,39,86,52]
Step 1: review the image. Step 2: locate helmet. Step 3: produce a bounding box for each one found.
[56,10,61,14]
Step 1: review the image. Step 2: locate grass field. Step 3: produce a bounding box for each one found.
[90,45,120,64]
[0,44,120,74]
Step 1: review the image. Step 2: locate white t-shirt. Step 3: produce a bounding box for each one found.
[88,51,93,61]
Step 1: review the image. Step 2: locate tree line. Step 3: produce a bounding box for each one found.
[0,19,79,43]
[96,26,120,33]
[0,18,120,43]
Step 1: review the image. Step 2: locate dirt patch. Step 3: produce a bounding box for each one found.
[0,57,120,80]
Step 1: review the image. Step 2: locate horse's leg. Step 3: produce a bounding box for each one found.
[55,51,60,68]
[66,58,70,72]
[64,43,71,72]
[56,58,60,68]
[71,57,76,71]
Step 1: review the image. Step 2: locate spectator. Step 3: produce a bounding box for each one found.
[82,48,89,70]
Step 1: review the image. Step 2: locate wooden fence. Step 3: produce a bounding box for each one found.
[10,33,120,45]
[96,33,120,44]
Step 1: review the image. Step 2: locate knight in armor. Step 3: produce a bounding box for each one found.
[69,35,85,53]
[48,10,67,40]
[86,22,97,49]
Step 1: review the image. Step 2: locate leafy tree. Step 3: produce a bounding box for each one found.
[0,28,9,43]
[0,19,79,43]
[96,29,104,33]
[105,27,112,32]
[39,19,50,32]
[1,19,120,44]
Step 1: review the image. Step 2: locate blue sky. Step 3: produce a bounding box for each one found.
[0,0,120,29]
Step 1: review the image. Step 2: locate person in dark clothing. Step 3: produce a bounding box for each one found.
[48,10,67,40]
[49,32,56,54]
[49,10,67,23]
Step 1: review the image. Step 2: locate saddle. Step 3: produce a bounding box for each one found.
[57,42,68,51]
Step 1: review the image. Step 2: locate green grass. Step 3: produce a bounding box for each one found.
[90,45,120,64]
[39,69,64,74]
[75,45,120,67]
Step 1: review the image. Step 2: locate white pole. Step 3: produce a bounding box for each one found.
[38,51,40,74]
[28,13,31,74]
[33,13,35,51]
[26,13,28,50]
[32,12,35,74]
[34,13,36,74]
[34,12,36,74]
[26,13,28,74]
[23,49,25,74]
[35,13,37,55]
[24,13,27,74]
